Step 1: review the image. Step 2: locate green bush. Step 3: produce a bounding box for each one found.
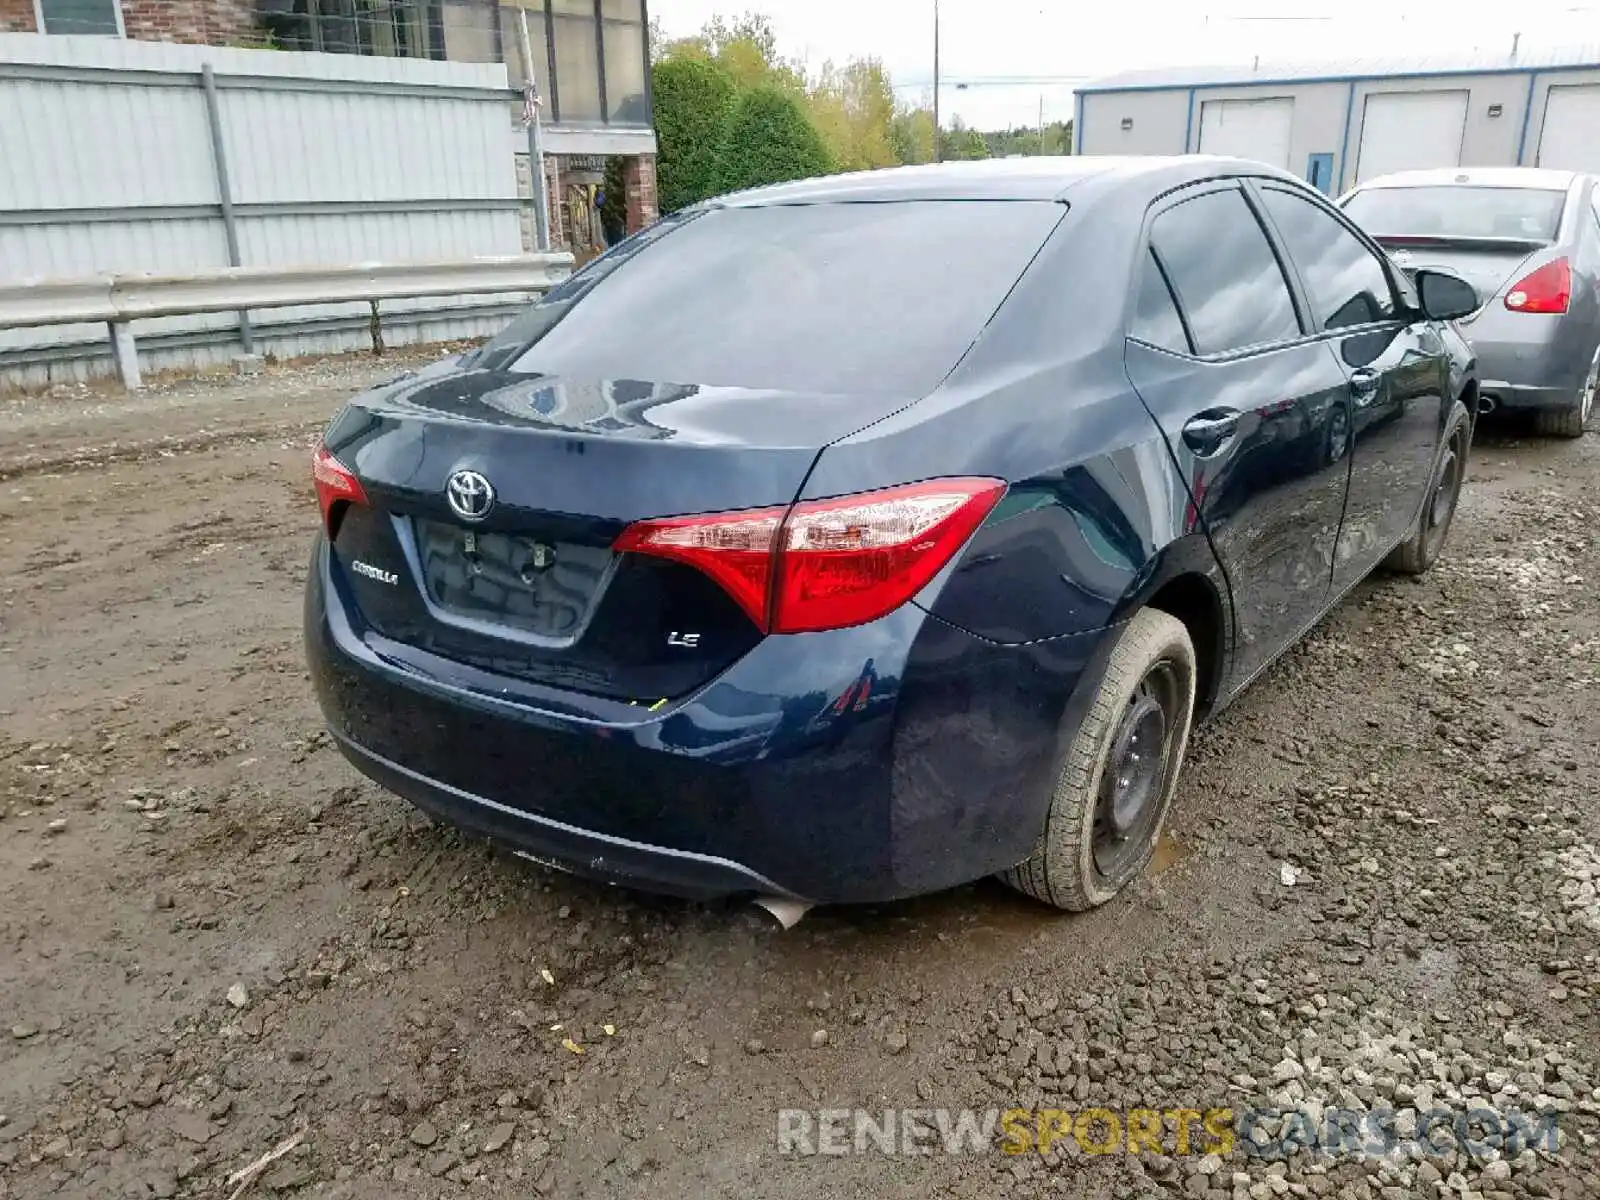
[715,85,835,194]
[651,57,739,212]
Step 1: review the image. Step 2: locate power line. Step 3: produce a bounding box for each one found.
[892,75,1092,89]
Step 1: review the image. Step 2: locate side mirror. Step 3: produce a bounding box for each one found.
[1414,268,1479,321]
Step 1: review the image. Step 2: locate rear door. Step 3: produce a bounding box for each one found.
[1253,181,1450,594]
[1125,181,1354,690]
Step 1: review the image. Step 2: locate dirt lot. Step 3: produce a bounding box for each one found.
[0,354,1597,1200]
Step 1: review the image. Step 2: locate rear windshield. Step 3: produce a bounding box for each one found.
[474,200,1064,396]
[1343,185,1566,243]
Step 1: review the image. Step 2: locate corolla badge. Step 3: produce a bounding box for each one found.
[446,469,495,522]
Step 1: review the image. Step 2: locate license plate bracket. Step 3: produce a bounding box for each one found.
[412,518,612,642]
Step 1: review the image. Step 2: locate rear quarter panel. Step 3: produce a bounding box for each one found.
[801,187,1229,649]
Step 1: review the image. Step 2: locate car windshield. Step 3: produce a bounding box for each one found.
[473,200,1065,396]
[1343,185,1566,243]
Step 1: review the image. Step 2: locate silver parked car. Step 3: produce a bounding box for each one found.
[1341,167,1599,437]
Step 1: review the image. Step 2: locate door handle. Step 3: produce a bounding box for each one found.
[1181,408,1242,456]
[1349,368,1381,406]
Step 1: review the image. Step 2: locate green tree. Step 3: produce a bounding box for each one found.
[658,11,804,95]
[889,106,936,165]
[600,156,628,241]
[940,118,991,162]
[716,85,835,194]
[980,120,1074,158]
[700,12,780,62]
[806,57,899,172]
[650,56,739,212]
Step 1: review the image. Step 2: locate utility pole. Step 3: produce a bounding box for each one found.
[932,0,941,162]
[1038,93,1046,155]
[517,8,550,251]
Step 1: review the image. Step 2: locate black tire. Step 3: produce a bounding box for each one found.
[1533,349,1596,440]
[1535,408,1585,438]
[1385,398,1471,576]
[1000,608,1196,911]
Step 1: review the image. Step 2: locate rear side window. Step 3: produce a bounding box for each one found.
[1260,187,1397,330]
[1130,249,1191,353]
[481,200,1065,396]
[1150,188,1301,355]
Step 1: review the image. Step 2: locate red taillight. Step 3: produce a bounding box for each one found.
[614,504,785,628]
[614,478,1006,634]
[312,444,367,534]
[1504,257,1570,314]
[773,481,1007,632]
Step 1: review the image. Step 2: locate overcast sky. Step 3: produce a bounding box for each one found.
[651,0,1599,129]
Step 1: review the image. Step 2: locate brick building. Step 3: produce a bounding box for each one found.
[1,0,658,255]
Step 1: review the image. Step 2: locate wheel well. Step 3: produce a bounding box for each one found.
[1459,379,1480,422]
[1147,575,1225,717]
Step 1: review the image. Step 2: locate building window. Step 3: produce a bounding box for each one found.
[601,5,646,123]
[500,0,551,96]
[255,0,651,129]
[34,0,123,36]
[438,0,498,64]
[551,2,602,122]
[262,0,502,63]
[500,0,650,127]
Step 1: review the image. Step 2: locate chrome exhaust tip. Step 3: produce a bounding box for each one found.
[751,896,812,929]
[1478,394,1498,415]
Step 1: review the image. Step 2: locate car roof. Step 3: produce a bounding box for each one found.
[715,155,1303,206]
[1353,166,1585,191]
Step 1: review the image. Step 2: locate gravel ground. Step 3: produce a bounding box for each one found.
[0,354,1597,1200]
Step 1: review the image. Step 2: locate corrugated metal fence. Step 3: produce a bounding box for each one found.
[0,34,526,387]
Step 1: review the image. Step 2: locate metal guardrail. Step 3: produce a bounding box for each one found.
[0,254,573,389]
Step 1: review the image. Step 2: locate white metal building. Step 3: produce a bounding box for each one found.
[0,34,527,386]
[1074,47,1600,195]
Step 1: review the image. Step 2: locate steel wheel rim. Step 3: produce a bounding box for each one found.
[1092,661,1179,880]
[1582,357,1597,424]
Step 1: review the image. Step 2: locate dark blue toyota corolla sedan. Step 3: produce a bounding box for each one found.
[305,156,1480,912]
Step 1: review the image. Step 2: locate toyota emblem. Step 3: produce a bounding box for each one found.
[445,469,495,522]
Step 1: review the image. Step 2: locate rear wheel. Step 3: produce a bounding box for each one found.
[1533,349,1596,439]
[1000,608,1196,911]
[1386,399,1471,577]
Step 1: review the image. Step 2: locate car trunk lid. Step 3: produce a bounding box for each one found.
[1375,235,1544,313]
[320,363,915,702]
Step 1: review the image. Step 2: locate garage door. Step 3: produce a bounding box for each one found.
[1537,85,1600,173]
[1355,90,1468,183]
[1198,98,1293,169]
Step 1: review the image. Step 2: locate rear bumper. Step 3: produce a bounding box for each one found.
[330,731,794,899]
[1477,381,1572,412]
[1462,314,1589,411]
[306,537,1113,904]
